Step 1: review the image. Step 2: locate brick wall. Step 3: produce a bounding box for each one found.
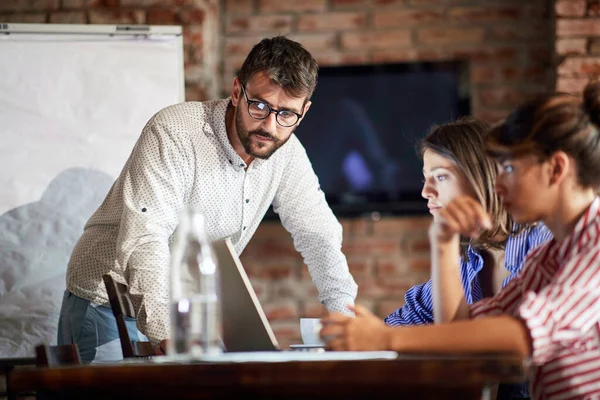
[555,0,600,93]
[224,0,555,347]
[0,0,558,349]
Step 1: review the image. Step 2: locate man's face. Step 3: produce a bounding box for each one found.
[233,72,311,160]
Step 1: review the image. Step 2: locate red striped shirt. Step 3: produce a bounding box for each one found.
[471,197,600,400]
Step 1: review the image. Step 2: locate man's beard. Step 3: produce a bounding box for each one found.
[235,106,289,160]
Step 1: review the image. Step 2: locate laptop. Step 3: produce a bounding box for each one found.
[212,238,281,352]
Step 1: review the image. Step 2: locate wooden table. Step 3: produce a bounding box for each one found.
[9,352,529,400]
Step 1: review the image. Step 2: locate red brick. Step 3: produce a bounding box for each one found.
[479,87,539,108]
[377,299,407,319]
[373,0,404,6]
[451,46,518,63]
[302,302,328,317]
[340,217,371,237]
[178,8,205,24]
[472,107,512,124]
[0,13,47,22]
[120,0,193,5]
[49,10,85,23]
[448,6,521,22]
[591,39,600,54]
[590,1,600,16]
[225,35,272,55]
[0,0,59,11]
[88,0,120,6]
[287,33,337,53]
[258,0,326,13]
[417,27,486,46]
[408,257,430,273]
[184,85,207,102]
[243,261,297,280]
[342,237,402,256]
[228,14,292,34]
[372,9,444,27]
[331,0,371,9]
[556,38,588,56]
[146,9,176,25]
[371,216,431,236]
[473,108,510,124]
[406,236,430,254]
[375,258,407,277]
[499,65,549,84]
[263,301,299,320]
[555,0,587,17]
[297,11,367,32]
[274,279,318,299]
[470,65,496,84]
[253,221,291,239]
[557,19,600,37]
[341,29,412,50]
[225,0,253,15]
[183,25,203,47]
[486,22,549,42]
[556,76,590,93]
[242,241,301,261]
[558,57,600,77]
[372,49,445,63]
[88,10,144,24]
[61,0,85,8]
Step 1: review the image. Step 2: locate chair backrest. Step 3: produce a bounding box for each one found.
[102,274,155,358]
[35,344,81,367]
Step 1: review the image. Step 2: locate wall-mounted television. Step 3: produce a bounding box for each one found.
[268,60,471,219]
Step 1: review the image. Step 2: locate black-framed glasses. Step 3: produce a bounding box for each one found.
[240,85,303,128]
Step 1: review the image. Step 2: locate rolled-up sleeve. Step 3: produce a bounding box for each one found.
[272,139,357,315]
[116,119,191,345]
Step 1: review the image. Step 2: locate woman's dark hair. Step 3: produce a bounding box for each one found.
[419,117,513,256]
[486,80,600,189]
[238,35,318,100]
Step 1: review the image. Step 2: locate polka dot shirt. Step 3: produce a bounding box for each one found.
[66,98,358,345]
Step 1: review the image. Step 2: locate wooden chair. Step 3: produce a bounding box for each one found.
[102,274,155,358]
[35,344,81,367]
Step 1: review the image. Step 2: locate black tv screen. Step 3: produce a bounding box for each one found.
[269,61,470,218]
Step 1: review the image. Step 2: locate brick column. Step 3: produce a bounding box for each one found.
[555,0,600,93]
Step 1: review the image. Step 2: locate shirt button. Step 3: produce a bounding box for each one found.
[245,199,249,203]
[243,226,246,231]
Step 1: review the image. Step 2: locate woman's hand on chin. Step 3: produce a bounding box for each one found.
[429,196,492,245]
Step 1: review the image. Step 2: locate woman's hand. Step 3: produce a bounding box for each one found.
[429,196,492,245]
[320,304,391,351]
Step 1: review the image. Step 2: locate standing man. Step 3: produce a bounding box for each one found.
[58,35,358,363]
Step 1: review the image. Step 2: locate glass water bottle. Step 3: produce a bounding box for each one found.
[168,207,222,358]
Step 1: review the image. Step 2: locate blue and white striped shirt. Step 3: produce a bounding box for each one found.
[384,222,553,399]
[385,223,553,326]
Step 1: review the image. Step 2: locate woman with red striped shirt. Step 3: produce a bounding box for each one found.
[321,80,600,400]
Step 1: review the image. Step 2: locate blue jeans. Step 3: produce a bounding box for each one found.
[57,291,149,363]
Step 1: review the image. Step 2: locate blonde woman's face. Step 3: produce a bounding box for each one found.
[421,149,477,219]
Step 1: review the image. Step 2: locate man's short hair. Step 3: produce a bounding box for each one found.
[238,35,318,100]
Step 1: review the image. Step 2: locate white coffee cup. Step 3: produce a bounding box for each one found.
[300,318,325,346]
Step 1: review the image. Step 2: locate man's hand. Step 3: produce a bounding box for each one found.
[429,196,492,245]
[319,304,391,351]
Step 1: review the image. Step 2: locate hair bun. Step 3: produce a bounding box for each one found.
[583,79,600,127]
